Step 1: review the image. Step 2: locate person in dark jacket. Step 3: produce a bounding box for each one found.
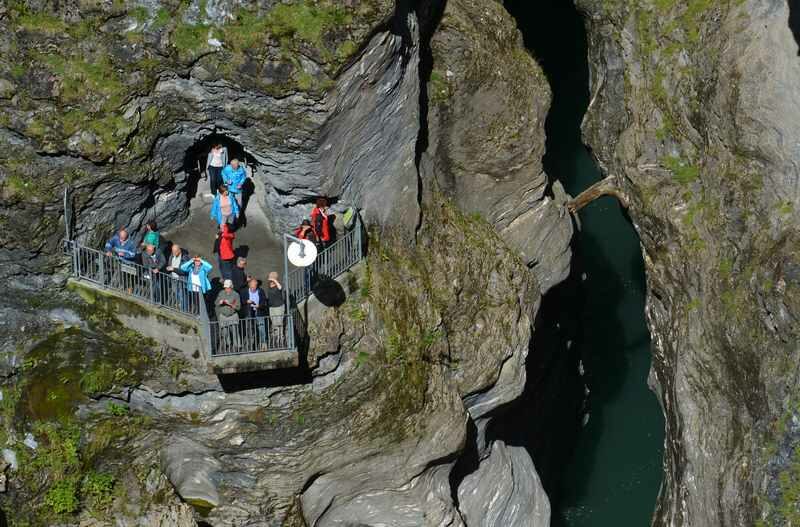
[141,244,166,302]
[241,277,268,349]
[231,257,248,292]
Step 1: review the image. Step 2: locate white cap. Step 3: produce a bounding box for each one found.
[223,279,233,288]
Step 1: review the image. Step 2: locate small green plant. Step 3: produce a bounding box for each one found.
[81,471,115,511]
[663,156,700,185]
[354,351,370,367]
[106,402,129,416]
[45,478,79,515]
[129,6,149,24]
[172,22,211,53]
[429,70,451,104]
[152,7,171,29]
[349,305,366,322]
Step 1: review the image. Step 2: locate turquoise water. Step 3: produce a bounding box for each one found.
[503,0,666,524]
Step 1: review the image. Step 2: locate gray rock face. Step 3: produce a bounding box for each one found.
[578,0,800,523]
[457,441,550,527]
[424,0,573,294]
[161,436,222,508]
[0,1,575,525]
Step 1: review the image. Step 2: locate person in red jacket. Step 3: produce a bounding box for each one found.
[310,198,333,249]
[214,223,236,280]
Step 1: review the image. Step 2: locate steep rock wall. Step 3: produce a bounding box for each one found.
[578,0,800,524]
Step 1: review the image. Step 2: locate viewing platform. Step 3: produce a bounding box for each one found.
[64,213,364,375]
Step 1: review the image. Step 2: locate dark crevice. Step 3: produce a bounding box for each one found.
[411,0,447,236]
[789,0,800,55]
[447,417,480,506]
[500,0,665,525]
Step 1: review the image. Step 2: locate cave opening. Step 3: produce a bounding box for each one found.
[181,133,258,204]
[165,132,283,287]
[500,0,666,525]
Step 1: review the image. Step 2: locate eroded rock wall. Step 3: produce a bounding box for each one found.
[0,0,572,525]
[578,0,800,524]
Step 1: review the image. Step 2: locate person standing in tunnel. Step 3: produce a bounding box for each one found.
[206,143,227,195]
[222,158,247,209]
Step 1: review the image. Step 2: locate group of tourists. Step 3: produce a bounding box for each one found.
[101,147,301,353]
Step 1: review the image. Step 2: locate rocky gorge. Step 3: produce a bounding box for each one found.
[0,0,798,526]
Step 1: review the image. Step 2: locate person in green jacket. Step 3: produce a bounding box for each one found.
[141,221,161,252]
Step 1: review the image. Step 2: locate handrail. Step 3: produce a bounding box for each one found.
[208,313,294,356]
[66,241,204,318]
[65,211,366,364]
[285,214,364,307]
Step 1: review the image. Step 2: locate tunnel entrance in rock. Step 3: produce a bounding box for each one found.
[500,0,666,525]
[182,133,258,202]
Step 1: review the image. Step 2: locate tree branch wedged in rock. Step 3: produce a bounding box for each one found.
[566,175,628,213]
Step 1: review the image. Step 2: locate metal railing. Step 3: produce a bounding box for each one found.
[285,215,364,306]
[208,313,295,356]
[65,241,204,318]
[64,211,366,364]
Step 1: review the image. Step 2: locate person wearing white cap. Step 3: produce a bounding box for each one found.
[215,279,241,352]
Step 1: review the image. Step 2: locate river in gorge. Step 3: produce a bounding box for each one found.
[503,0,666,525]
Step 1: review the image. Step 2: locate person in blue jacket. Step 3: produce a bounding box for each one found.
[221,158,247,207]
[104,228,136,262]
[180,256,213,314]
[210,185,239,227]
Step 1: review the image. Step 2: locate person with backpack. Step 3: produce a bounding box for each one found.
[140,221,161,252]
[141,243,166,302]
[215,279,241,353]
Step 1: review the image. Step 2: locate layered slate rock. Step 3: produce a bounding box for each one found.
[0,1,571,525]
[577,0,800,524]
[422,0,573,293]
[0,0,412,281]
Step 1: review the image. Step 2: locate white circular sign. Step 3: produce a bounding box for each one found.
[287,240,318,267]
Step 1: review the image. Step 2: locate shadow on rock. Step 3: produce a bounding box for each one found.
[218,367,312,392]
[311,275,347,307]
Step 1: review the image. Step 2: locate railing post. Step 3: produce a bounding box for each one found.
[355,213,363,258]
[283,233,290,309]
[98,251,105,285]
[71,243,79,278]
[288,311,295,350]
